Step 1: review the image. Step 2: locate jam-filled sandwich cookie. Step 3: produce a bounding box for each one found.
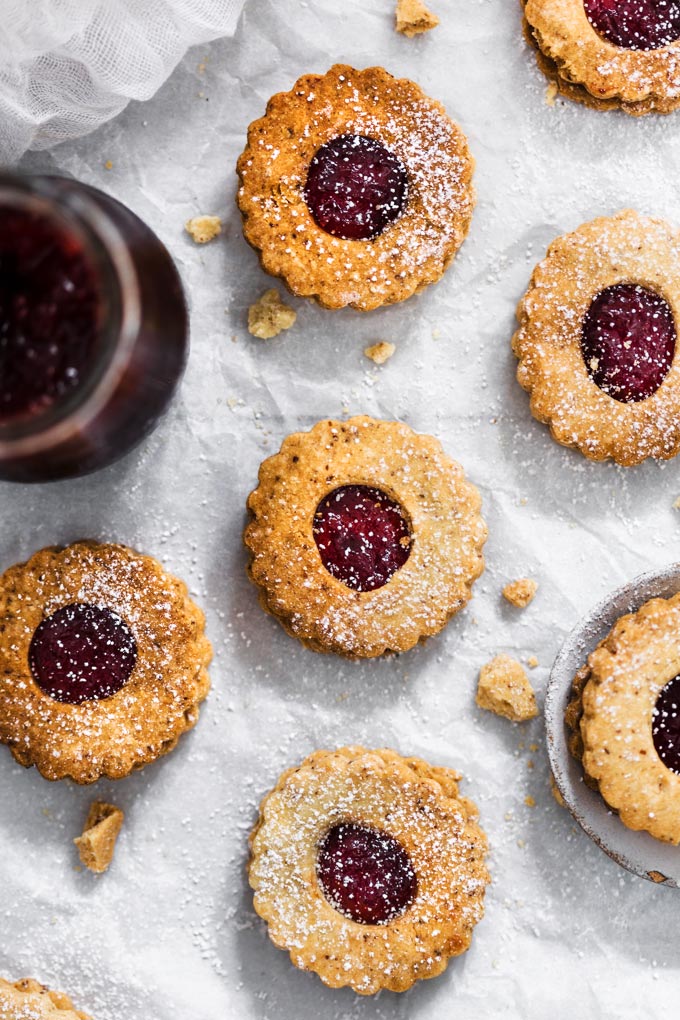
[513,210,680,466]
[249,746,489,994]
[236,64,475,311]
[0,541,211,783]
[244,416,486,658]
[0,978,89,1019]
[566,593,680,844]
[523,0,680,115]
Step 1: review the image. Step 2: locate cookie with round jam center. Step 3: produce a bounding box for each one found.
[653,674,680,774]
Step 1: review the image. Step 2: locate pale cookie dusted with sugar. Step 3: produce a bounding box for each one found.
[567,594,680,843]
[249,746,489,994]
[503,577,538,608]
[248,289,297,339]
[0,542,212,784]
[74,801,124,873]
[185,215,222,244]
[477,655,538,722]
[0,978,89,1020]
[396,0,439,37]
[523,0,680,115]
[237,65,474,311]
[513,210,680,466]
[244,416,486,658]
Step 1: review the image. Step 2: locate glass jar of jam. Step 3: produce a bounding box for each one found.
[0,173,188,482]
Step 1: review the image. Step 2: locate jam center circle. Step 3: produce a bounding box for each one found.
[303,134,408,241]
[313,484,412,592]
[0,206,102,424]
[580,284,676,403]
[29,603,137,705]
[653,674,680,774]
[316,822,417,925]
[583,0,680,50]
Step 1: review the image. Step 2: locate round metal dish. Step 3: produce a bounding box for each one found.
[546,563,680,889]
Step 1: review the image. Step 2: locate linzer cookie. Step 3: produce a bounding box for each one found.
[513,210,680,466]
[249,746,489,994]
[0,541,211,783]
[0,978,90,1020]
[523,0,680,115]
[566,594,680,844]
[236,64,475,310]
[244,416,486,658]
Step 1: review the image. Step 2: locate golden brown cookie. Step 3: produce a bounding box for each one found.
[513,210,680,466]
[249,746,489,994]
[523,0,680,115]
[244,416,486,658]
[236,64,474,311]
[568,594,680,843]
[0,541,212,783]
[0,978,89,1020]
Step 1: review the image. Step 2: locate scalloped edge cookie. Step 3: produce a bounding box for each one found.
[523,0,680,114]
[0,978,90,1020]
[236,64,475,311]
[244,416,487,658]
[0,541,212,784]
[249,746,489,994]
[567,594,680,843]
[512,209,680,466]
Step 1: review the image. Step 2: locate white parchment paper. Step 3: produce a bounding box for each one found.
[2,0,679,1016]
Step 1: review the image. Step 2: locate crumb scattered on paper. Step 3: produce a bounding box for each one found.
[185,215,222,244]
[476,654,538,722]
[503,578,538,608]
[546,82,559,106]
[550,773,565,808]
[673,496,680,509]
[524,795,536,808]
[74,802,124,874]
[396,0,439,37]
[527,655,539,668]
[104,160,113,171]
[248,289,297,339]
[364,341,396,365]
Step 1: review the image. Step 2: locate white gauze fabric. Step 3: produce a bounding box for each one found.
[0,0,245,163]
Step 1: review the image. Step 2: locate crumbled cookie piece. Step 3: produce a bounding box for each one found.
[545,81,559,107]
[185,215,222,244]
[476,654,538,722]
[524,795,536,808]
[502,578,538,608]
[674,496,680,509]
[527,655,539,669]
[396,0,439,37]
[248,289,297,339]
[364,341,396,365]
[74,802,124,874]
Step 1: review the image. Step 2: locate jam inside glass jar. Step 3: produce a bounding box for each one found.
[0,174,188,482]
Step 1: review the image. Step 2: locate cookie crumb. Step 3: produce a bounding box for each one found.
[396,0,439,37]
[503,578,538,608]
[550,773,565,808]
[74,802,124,874]
[546,81,559,106]
[104,160,113,171]
[524,795,536,808]
[527,655,539,669]
[185,215,222,244]
[364,341,396,365]
[673,496,680,509]
[647,870,668,884]
[476,654,538,722]
[248,289,297,339]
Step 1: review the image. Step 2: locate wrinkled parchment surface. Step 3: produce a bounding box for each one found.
[2,1,679,1016]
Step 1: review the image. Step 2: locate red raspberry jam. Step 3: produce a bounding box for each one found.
[304,134,408,240]
[583,0,680,50]
[29,603,137,705]
[313,484,412,592]
[653,674,680,774]
[0,207,102,424]
[581,284,676,403]
[317,823,418,925]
